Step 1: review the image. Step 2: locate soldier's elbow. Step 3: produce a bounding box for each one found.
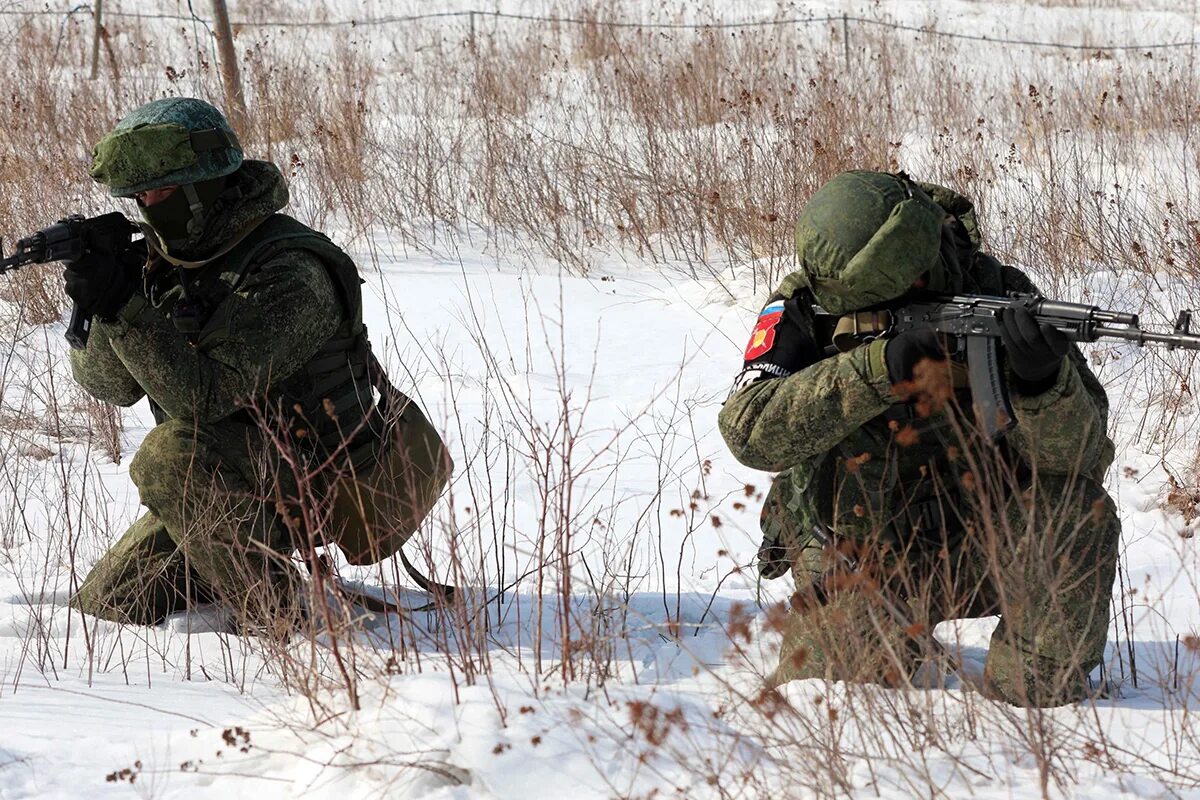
[717,405,754,461]
[720,426,783,472]
[113,388,147,407]
[76,378,145,408]
[734,449,784,473]
[719,396,798,470]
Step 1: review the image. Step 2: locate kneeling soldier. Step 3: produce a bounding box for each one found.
[70,98,451,630]
[719,171,1120,707]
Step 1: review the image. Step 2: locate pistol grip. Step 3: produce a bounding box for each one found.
[66,303,91,350]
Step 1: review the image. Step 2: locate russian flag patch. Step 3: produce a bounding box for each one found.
[743,301,786,361]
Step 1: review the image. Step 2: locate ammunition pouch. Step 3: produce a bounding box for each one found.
[325,373,452,566]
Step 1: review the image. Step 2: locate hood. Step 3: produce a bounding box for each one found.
[790,171,968,315]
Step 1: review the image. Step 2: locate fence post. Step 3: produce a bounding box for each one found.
[210,0,248,133]
[842,13,850,69]
[89,0,103,79]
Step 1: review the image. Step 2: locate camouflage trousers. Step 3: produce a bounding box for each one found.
[72,419,299,627]
[764,472,1121,707]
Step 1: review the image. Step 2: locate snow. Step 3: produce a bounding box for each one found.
[5,240,1198,798]
[1,0,1200,798]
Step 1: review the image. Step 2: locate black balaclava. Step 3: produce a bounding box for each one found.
[138,175,227,256]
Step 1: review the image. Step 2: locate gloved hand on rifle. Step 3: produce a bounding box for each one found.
[998,301,1070,395]
[62,232,142,321]
[884,329,952,385]
[882,330,970,415]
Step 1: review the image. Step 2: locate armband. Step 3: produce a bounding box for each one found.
[727,295,823,397]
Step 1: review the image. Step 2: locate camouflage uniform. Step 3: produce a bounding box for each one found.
[71,99,450,627]
[719,172,1120,707]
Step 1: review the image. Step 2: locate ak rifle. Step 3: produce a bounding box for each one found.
[0,212,144,349]
[824,291,1200,440]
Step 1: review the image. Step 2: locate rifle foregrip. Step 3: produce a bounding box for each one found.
[966,336,1016,440]
[66,303,91,350]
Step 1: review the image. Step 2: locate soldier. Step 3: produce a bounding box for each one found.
[69,98,452,631]
[719,171,1120,707]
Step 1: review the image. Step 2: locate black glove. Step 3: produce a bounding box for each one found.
[998,302,1069,395]
[884,329,951,384]
[758,535,791,580]
[62,245,140,321]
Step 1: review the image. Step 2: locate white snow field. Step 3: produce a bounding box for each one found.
[1,0,1199,798]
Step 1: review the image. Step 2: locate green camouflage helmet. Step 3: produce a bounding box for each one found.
[793,171,958,316]
[89,98,243,197]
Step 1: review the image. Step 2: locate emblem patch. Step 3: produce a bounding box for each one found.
[743,301,786,361]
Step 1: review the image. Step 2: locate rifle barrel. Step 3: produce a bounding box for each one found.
[1034,298,1139,327]
[0,253,26,274]
[1093,324,1200,350]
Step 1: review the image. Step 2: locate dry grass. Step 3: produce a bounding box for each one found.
[0,2,1198,797]
[2,4,1197,288]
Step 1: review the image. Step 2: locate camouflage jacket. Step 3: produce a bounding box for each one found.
[69,161,352,432]
[718,255,1115,543]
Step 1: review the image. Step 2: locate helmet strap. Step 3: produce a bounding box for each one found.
[182,182,207,238]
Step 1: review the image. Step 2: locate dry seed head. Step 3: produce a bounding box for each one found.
[895,425,920,447]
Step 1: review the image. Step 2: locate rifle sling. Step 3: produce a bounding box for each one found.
[832,310,893,352]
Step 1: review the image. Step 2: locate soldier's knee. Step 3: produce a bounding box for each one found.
[129,420,222,513]
[73,565,168,627]
[130,421,203,484]
[130,422,191,487]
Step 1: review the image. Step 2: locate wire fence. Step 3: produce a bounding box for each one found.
[2,4,1199,53]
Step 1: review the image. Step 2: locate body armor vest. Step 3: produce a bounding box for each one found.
[780,251,1011,545]
[145,214,382,468]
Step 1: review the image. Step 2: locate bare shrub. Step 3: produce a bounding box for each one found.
[0,3,1198,797]
[74,390,124,464]
[0,264,63,327]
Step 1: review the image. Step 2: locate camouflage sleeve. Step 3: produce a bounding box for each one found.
[718,338,893,472]
[1001,265,1115,479]
[104,250,341,423]
[68,319,147,407]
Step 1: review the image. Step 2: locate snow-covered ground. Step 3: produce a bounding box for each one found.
[1,1,1199,798]
[2,237,1197,798]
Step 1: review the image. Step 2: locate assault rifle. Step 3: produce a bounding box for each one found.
[0,212,145,350]
[825,292,1200,440]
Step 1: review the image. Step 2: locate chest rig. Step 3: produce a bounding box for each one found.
[146,214,383,469]
[785,250,1010,546]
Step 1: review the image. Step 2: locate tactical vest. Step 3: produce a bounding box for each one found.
[777,242,1011,547]
[145,214,382,468]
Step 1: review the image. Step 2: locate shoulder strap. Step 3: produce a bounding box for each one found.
[224,214,365,327]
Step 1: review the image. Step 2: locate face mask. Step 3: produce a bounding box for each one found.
[138,176,227,251]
